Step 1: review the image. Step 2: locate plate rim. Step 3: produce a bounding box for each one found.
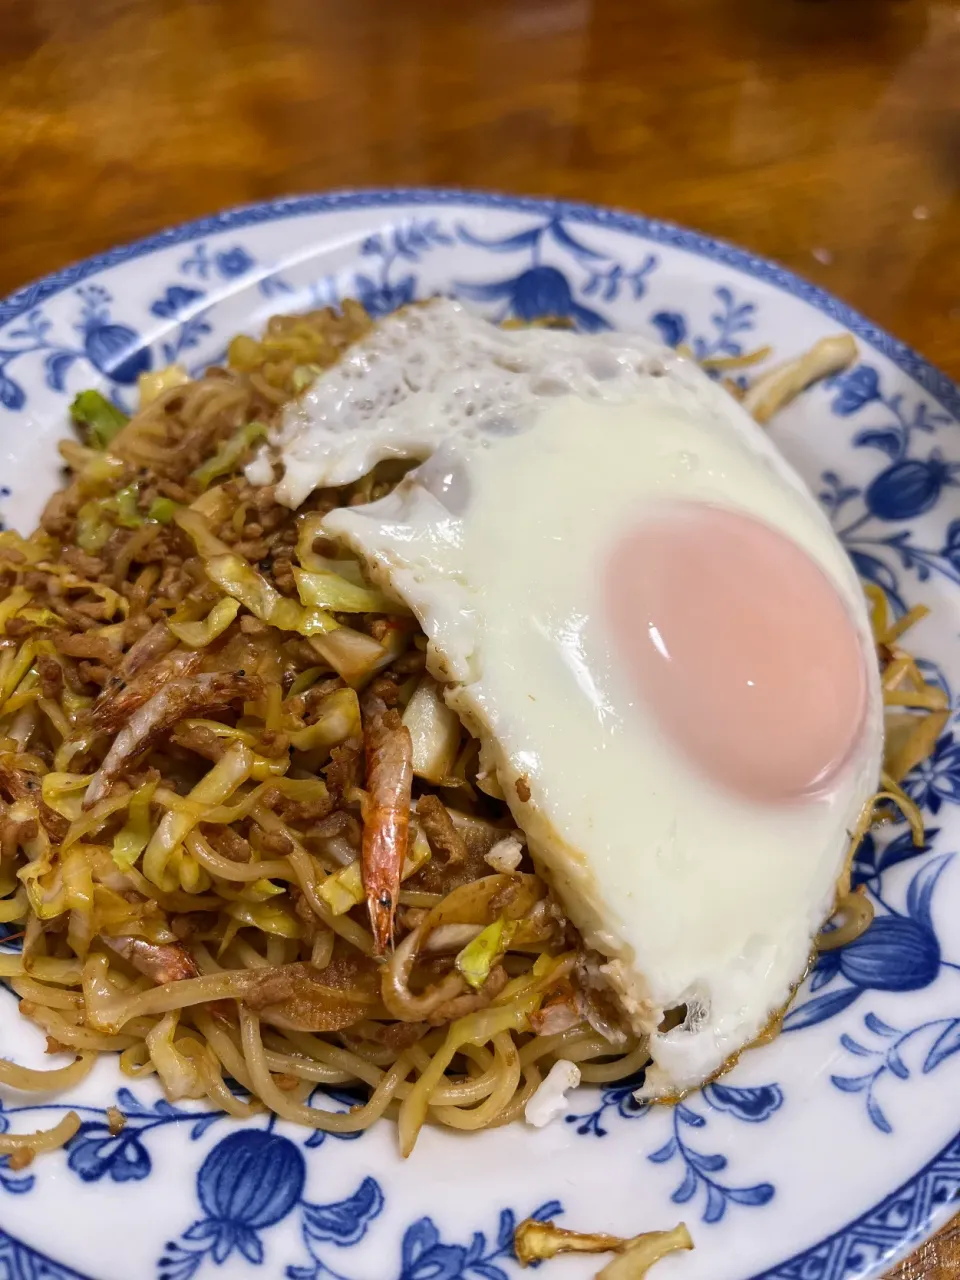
[0,184,957,420]
[0,185,958,1280]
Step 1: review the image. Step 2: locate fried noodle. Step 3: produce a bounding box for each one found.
[0,304,939,1160]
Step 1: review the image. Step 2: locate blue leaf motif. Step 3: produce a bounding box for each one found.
[302,1177,384,1246]
[649,1138,678,1164]
[676,1104,705,1128]
[924,1020,960,1073]
[782,985,860,1031]
[875,828,936,876]
[190,1113,223,1141]
[456,224,544,253]
[853,428,903,459]
[810,948,843,991]
[840,1035,873,1057]
[548,220,609,262]
[650,311,687,348]
[671,1164,699,1205]
[867,1095,893,1134]
[0,372,25,411]
[865,1013,900,1037]
[726,1184,775,1207]
[906,852,953,931]
[831,364,881,415]
[703,1183,727,1225]
[44,349,77,393]
[887,1049,910,1080]
[687,1150,728,1174]
[831,1073,873,1093]
[846,552,906,617]
[496,1209,515,1252]
[236,1227,264,1264]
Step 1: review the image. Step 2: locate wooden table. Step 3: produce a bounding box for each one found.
[0,0,958,1274]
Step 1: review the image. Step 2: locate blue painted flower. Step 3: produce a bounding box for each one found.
[150,286,206,320]
[831,364,881,415]
[650,310,687,348]
[214,247,256,279]
[702,1082,783,1123]
[189,1131,305,1264]
[837,915,940,992]
[397,1220,466,1280]
[903,731,960,814]
[67,1123,151,1183]
[82,322,151,384]
[864,452,960,522]
[456,265,609,330]
[354,272,417,319]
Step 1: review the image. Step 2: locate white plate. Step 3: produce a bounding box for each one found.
[1,189,959,1280]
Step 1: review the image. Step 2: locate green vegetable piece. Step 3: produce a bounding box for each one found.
[456,916,517,991]
[113,484,143,529]
[69,391,129,450]
[192,421,269,491]
[148,497,177,524]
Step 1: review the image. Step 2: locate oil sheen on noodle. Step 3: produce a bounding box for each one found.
[267,300,883,1096]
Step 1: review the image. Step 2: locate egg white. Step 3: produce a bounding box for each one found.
[269,300,883,1096]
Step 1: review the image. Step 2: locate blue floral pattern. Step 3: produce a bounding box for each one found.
[1,189,960,1280]
[568,1079,781,1224]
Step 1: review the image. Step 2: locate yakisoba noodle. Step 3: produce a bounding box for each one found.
[0,302,942,1180]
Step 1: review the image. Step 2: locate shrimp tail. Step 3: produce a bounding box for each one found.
[361,695,413,955]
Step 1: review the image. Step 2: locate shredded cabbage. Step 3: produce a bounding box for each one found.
[0,587,30,633]
[69,391,128,450]
[204,553,339,638]
[402,676,461,785]
[142,744,254,892]
[76,501,114,553]
[293,566,402,615]
[289,688,361,754]
[112,779,158,872]
[138,365,190,408]
[455,916,517,990]
[167,598,240,649]
[192,422,268,491]
[40,772,90,821]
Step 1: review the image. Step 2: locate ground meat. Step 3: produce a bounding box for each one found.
[201,825,253,863]
[0,761,68,842]
[324,745,362,802]
[36,655,63,701]
[60,546,106,578]
[416,794,466,864]
[54,633,119,665]
[425,965,509,1026]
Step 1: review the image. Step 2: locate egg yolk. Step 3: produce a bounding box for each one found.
[604,503,868,803]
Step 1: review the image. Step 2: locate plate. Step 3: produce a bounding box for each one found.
[1,189,959,1280]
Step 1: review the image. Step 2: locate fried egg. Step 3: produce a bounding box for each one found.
[268,299,883,1096]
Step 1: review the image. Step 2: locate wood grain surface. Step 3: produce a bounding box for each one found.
[0,0,958,1274]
